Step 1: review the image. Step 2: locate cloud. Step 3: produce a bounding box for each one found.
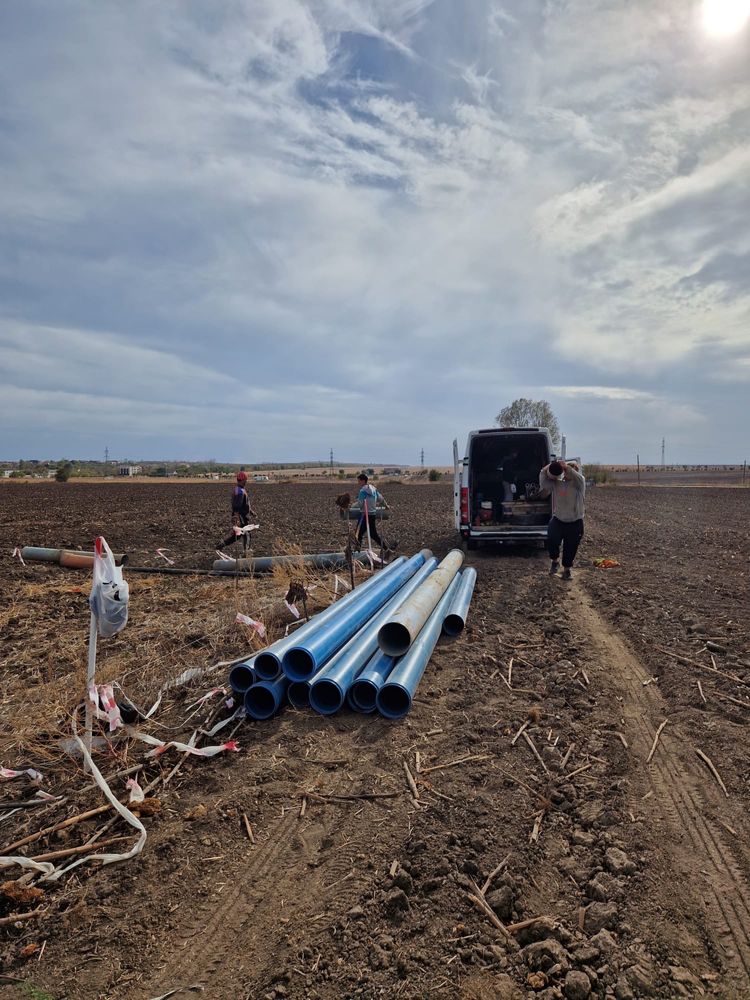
[0,0,748,463]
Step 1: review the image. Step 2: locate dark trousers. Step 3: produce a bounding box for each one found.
[356,513,382,547]
[548,517,584,568]
[221,515,250,551]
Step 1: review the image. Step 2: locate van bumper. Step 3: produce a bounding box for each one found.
[461,526,547,544]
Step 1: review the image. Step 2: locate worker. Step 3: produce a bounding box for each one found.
[537,460,585,580]
[352,473,389,550]
[217,470,258,551]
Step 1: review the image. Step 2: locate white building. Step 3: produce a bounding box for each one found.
[118,465,142,477]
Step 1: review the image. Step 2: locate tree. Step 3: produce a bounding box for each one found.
[428,468,442,481]
[496,398,560,448]
[56,462,73,482]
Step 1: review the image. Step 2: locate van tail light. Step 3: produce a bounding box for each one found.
[460,487,469,523]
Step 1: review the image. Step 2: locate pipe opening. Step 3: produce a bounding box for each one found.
[309,679,344,715]
[245,686,278,720]
[378,622,412,658]
[283,647,316,681]
[229,664,255,693]
[442,613,464,637]
[377,683,411,720]
[287,681,310,709]
[350,680,377,713]
[255,653,282,681]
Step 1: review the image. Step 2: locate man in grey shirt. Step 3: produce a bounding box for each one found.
[537,460,586,580]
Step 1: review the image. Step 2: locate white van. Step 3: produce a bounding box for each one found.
[453,427,556,548]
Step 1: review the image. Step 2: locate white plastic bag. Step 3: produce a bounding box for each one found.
[89,536,129,637]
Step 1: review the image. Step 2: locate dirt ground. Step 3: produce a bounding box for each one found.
[1,482,749,1000]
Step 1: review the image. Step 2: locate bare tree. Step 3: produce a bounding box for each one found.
[496,398,561,448]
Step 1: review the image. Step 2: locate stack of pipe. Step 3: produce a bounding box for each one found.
[231,548,477,722]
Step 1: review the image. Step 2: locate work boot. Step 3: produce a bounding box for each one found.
[549,561,559,576]
[562,567,572,581]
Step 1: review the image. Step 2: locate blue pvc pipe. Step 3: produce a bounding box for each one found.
[287,681,310,709]
[229,660,257,695]
[287,550,429,685]
[244,674,289,720]
[308,557,437,714]
[377,573,462,720]
[253,555,409,678]
[442,568,477,637]
[348,649,397,713]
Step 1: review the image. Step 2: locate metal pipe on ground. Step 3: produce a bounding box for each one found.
[21,546,128,567]
[308,557,437,715]
[245,674,289,720]
[285,550,431,685]
[377,573,462,720]
[442,568,477,637]
[229,660,258,696]
[252,556,407,680]
[377,549,464,657]
[212,551,374,574]
[347,650,397,714]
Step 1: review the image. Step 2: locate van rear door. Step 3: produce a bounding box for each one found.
[453,438,461,529]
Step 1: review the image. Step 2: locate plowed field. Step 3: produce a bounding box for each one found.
[1,482,749,1000]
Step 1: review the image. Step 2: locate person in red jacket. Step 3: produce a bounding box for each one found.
[217,471,258,551]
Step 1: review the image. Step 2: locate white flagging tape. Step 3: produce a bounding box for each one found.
[127,730,240,759]
[126,777,145,803]
[234,612,266,638]
[334,574,352,596]
[155,548,175,565]
[0,855,56,876]
[38,721,147,882]
[1,767,43,782]
[185,688,226,712]
[88,683,123,732]
[284,601,300,619]
[11,547,26,566]
[200,705,244,738]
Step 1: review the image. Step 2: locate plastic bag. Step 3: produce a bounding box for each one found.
[89,536,129,637]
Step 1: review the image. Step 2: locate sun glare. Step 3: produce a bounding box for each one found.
[701,0,750,37]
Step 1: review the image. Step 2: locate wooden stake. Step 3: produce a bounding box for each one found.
[695,748,729,797]
[646,720,668,763]
[522,732,549,774]
[403,760,420,801]
[241,812,255,843]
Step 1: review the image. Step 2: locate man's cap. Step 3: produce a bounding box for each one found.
[236,470,248,483]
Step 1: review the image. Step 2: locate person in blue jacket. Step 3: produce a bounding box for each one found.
[352,474,389,549]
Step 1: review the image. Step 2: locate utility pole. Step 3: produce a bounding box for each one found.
[637,453,640,485]
[743,459,747,485]
[661,437,665,469]
[104,446,109,465]
[420,448,424,471]
[329,448,334,477]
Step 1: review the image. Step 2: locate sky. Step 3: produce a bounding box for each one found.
[0,1,748,466]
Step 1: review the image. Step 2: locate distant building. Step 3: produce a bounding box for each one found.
[118,465,142,477]
[382,467,402,475]
[253,474,270,482]
[2,469,13,478]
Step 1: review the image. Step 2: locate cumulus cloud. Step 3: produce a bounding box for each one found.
[0,0,747,462]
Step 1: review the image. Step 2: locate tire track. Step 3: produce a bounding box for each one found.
[571,585,750,991]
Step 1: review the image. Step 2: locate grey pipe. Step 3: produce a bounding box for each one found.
[212,551,373,574]
[442,568,477,637]
[377,549,464,657]
[21,546,128,566]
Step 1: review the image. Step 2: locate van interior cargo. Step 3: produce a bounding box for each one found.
[469,433,550,528]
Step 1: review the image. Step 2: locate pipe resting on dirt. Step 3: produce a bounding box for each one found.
[229,660,257,695]
[377,573,463,720]
[244,675,289,721]
[307,556,437,715]
[442,568,477,637]
[377,549,464,657]
[21,546,128,567]
[284,550,431,684]
[212,551,374,574]
[252,557,407,680]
